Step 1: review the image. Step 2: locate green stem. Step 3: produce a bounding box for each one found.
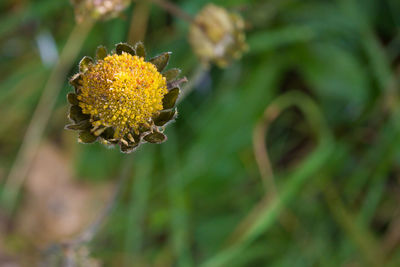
[178,65,208,103]
[128,0,150,44]
[149,0,194,24]
[201,91,334,267]
[201,141,333,267]
[1,20,94,214]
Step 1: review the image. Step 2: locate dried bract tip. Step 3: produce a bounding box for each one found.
[70,0,131,23]
[66,43,186,153]
[189,4,248,67]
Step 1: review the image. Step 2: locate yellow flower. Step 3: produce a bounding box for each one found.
[189,4,248,67]
[78,53,168,138]
[66,43,186,153]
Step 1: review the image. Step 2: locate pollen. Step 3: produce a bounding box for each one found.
[78,53,168,138]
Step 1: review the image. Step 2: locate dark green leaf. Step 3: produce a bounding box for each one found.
[79,56,94,73]
[138,124,151,133]
[143,132,167,144]
[153,109,177,126]
[78,131,97,144]
[135,42,146,58]
[69,73,82,89]
[162,87,180,109]
[96,45,108,60]
[100,127,115,140]
[120,142,139,153]
[163,68,181,82]
[67,93,79,105]
[150,52,171,72]
[69,105,89,123]
[116,43,136,56]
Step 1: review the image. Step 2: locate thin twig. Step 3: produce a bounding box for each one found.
[178,65,208,103]
[1,20,94,213]
[149,0,194,24]
[252,104,280,195]
[229,91,330,246]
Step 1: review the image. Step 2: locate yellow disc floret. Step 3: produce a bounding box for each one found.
[77,52,168,138]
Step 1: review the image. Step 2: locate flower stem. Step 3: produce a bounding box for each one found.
[1,20,94,214]
[149,0,194,24]
[128,0,150,44]
[178,65,208,103]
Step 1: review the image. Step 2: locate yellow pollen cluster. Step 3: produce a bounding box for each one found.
[77,53,168,138]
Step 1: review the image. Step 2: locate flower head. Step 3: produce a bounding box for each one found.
[70,0,131,23]
[66,43,186,153]
[189,4,248,67]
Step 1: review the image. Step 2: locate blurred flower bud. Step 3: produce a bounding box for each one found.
[70,0,131,23]
[189,4,248,67]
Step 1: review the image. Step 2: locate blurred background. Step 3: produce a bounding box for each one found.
[1,0,400,266]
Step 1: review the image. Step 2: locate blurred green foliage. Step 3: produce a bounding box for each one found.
[1,0,400,266]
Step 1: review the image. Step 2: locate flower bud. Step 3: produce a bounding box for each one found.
[70,0,131,23]
[189,4,248,67]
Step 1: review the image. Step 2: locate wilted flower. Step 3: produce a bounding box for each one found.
[66,43,186,153]
[189,4,248,67]
[70,0,131,23]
